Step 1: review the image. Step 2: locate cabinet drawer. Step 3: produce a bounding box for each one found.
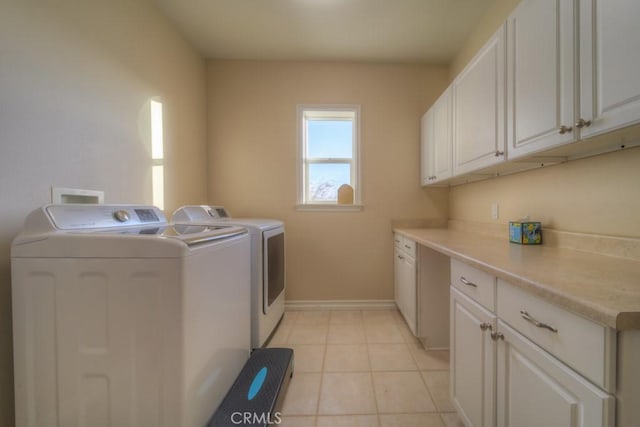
[394,234,416,257]
[497,279,616,392]
[451,259,496,312]
[401,238,416,258]
[393,233,403,249]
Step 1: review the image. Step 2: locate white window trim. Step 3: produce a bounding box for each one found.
[296,104,362,210]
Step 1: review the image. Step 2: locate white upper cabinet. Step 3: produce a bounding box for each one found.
[421,87,453,185]
[508,0,640,158]
[453,24,506,175]
[506,0,577,159]
[578,0,640,139]
[420,0,640,185]
[420,110,434,186]
[433,87,453,182]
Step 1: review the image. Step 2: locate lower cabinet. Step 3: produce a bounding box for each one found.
[394,247,416,334]
[496,320,615,427]
[394,234,450,345]
[450,260,615,427]
[394,234,417,335]
[451,287,496,427]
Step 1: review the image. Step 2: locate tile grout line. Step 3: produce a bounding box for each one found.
[396,312,452,425]
[313,327,330,427]
[362,310,384,426]
[314,312,330,426]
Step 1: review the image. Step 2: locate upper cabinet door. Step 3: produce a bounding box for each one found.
[433,87,453,181]
[420,110,434,186]
[507,0,577,160]
[579,0,640,138]
[421,87,452,186]
[453,24,506,175]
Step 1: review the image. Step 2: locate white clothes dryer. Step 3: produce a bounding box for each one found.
[11,204,251,427]
[172,206,285,349]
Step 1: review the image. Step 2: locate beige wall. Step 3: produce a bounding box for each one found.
[0,0,208,421]
[448,0,640,238]
[207,61,449,301]
[449,0,520,80]
[449,148,640,237]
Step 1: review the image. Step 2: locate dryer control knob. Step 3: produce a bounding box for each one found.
[113,210,130,222]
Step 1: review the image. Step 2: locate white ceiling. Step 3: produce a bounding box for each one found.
[153,0,495,64]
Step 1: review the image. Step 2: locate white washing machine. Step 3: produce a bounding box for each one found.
[11,204,251,427]
[172,206,285,349]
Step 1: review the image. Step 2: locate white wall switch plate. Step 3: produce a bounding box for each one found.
[491,203,499,220]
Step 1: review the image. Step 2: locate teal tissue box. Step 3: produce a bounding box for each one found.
[509,221,542,244]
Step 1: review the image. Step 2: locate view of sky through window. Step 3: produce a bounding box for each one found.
[307,119,353,201]
[307,120,353,158]
[308,164,351,201]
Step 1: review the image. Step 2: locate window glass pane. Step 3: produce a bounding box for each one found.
[307,120,353,158]
[308,163,351,201]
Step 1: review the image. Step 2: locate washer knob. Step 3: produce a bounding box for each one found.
[113,210,130,222]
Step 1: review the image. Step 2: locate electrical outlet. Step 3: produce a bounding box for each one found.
[491,203,499,220]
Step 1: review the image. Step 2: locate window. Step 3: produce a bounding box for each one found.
[297,105,361,209]
[150,99,164,210]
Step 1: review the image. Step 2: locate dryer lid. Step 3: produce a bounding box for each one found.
[172,205,283,231]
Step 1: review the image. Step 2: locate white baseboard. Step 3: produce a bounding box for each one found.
[285,299,397,311]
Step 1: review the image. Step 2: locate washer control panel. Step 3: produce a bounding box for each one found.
[45,205,165,230]
[113,210,130,222]
[208,206,229,218]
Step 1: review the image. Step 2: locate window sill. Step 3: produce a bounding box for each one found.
[295,204,363,212]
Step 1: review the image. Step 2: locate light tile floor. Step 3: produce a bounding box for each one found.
[268,309,465,427]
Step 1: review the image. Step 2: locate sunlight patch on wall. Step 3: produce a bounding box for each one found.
[150,99,164,210]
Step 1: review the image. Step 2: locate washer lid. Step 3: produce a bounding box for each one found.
[11,204,248,258]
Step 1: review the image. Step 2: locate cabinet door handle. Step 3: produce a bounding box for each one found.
[575,118,592,128]
[459,276,477,288]
[404,244,412,249]
[397,255,405,260]
[558,125,572,134]
[479,322,492,331]
[494,150,504,157]
[491,331,504,341]
[520,310,558,333]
